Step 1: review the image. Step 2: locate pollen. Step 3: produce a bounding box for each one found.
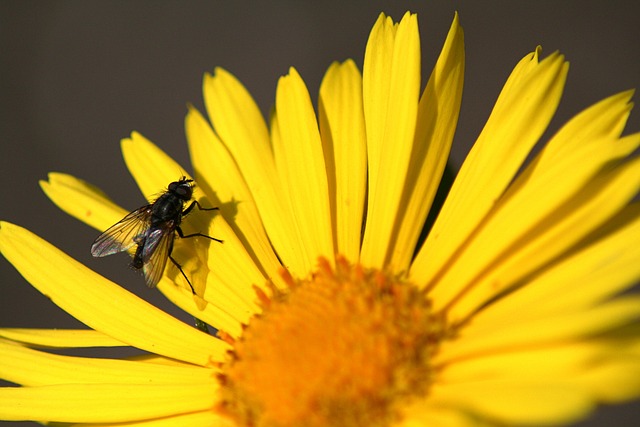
[218,257,449,427]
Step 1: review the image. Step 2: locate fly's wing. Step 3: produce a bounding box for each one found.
[91,206,153,257]
[140,225,175,288]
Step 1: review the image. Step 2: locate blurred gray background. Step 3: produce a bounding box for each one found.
[1,1,639,426]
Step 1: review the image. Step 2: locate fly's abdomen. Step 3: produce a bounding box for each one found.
[131,245,145,270]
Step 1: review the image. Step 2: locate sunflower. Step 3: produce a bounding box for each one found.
[2,11,640,427]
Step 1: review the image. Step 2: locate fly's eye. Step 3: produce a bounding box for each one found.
[176,185,192,198]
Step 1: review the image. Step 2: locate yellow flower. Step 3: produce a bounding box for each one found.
[2,10,640,427]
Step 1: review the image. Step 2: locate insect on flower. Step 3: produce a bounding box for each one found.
[91,177,222,293]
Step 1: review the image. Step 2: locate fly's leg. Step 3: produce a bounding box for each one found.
[180,232,223,243]
[182,200,219,216]
[168,255,209,334]
[175,201,221,334]
[180,201,223,242]
[175,225,223,243]
[170,228,221,292]
[169,255,195,294]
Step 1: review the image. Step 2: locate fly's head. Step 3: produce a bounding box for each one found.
[169,177,194,202]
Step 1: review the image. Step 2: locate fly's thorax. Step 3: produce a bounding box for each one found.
[151,192,185,224]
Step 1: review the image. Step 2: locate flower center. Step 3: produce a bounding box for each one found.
[218,257,449,427]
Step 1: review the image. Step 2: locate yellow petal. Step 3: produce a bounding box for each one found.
[274,67,334,264]
[509,91,635,192]
[40,172,128,232]
[466,204,640,327]
[0,383,217,423]
[203,68,272,172]
[438,341,607,383]
[121,132,191,200]
[390,13,465,271]
[0,339,217,387]
[399,400,496,427]
[494,45,543,96]
[361,12,421,267]
[318,60,367,260]
[436,297,640,363]
[158,280,247,338]
[71,411,235,427]
[430,380,592,425]
[417,90,639,319]
[574,357,640,403]
[203,68,305,275]
[157,236,263,324]
[127,353,199,367]
[535,90,634,163]
[411,51,568,285]
[433,338,640,422]
[121,132,192,203]
[446,147,640,320]
[186,106,286,290]
[0,328,126,348]
[0,222,229,366]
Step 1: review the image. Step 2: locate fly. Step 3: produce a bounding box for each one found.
[91,177,222,294]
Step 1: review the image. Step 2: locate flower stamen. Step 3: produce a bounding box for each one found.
[218,257,449,427]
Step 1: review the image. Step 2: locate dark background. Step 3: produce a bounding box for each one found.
[1,1,639,426]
